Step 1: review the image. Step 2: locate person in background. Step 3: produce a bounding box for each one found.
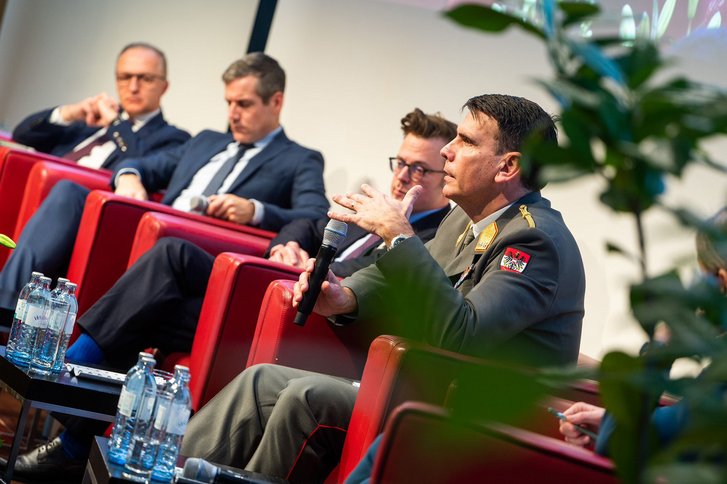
[559,207,727,455]
[12,42,189,170]
[0,52,329,484]
[0,52,329,330]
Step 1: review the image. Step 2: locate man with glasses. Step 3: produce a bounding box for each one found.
[180,94,586,483]
[0,53,328,338]
[12,42,189,169]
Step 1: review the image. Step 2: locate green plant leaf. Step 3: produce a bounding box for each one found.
[444,4,545,39]
[0,234,16,249]
[656,0,677,39]
[559,0,601,27]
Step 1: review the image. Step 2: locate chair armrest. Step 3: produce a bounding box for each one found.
[14,161,112,238]
[338,335,491,479]
[128,212,271,268]
[369,401,615,483]
[66,191,276,317]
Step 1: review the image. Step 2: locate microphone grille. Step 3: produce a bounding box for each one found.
[322,219,347,248]
[182,457,218,481]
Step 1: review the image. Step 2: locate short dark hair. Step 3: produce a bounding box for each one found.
[697,208,727,273]
[222,52,286,103]
[401,108,457,142]
[117,42,167,78]
[464,94,557,191]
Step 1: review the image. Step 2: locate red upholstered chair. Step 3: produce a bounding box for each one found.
[368,401,616,483]
[13,161,111,239]
[244,280,492,483]
[65,190,275,317]
[164,256,304,411]
[126,211,272,268]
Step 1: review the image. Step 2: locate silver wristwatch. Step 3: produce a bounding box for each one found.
[389,234,411,250]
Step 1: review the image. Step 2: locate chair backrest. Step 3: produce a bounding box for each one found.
[247,279,375,381]
[369,401,616,484]
[0,149,90,266]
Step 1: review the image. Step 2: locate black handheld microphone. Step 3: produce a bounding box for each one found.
[189,195,209,214]
[182,457,247,483]
[294,219,347,326]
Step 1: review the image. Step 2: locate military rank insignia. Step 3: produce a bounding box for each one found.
[500,247,530,273]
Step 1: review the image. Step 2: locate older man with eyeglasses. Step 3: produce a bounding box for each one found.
[12,42,189,170]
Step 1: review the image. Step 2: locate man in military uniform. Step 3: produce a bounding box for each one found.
[180,94,586,483]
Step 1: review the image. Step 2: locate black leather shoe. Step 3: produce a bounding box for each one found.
[0,437,85,483]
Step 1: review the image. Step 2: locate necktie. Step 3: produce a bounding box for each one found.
[64,131,111,162]
[343,234,382,260]
[202,143,254,196]
[456,223,475,255]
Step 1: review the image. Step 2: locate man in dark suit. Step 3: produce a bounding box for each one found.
[0,109,453,482]
[12,42,189,170]
[180,94,586,483]
[0,52,328,325]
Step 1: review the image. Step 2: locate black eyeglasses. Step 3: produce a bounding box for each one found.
[389,157,445,182]
[116,73,166,85]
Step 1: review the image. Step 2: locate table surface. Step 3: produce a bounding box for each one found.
[86,436,289,484]
[0,345,121,419]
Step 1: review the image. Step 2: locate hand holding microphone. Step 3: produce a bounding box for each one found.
[293,219,347,326]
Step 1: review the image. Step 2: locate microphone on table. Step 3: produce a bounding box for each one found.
[182,457,248,483]
[293,219,348,326]
[189,195,209,214]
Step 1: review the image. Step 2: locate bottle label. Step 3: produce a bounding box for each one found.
[153,400,171,431]
[14,299,26,319]
[63,313,77,335]
[24,304,48,328]
[138,392,156,421]
[166,403,191,435]
[47,308,68,332]
[118,388,137,417]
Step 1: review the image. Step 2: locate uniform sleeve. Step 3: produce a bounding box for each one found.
[343,228,560,358]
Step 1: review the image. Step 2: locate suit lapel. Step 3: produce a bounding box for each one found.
[101,112,166,169]
[225,130,289,193]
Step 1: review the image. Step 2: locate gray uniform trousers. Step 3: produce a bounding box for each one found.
[181,364,358,483]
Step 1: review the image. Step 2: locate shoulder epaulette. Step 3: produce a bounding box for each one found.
[519,204,535,228]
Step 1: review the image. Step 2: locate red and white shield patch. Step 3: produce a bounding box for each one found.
[500,247,531,273]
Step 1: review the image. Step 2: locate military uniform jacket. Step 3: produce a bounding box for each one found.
[342,191,585,366]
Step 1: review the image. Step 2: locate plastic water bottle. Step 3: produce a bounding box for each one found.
[124,362,161,481]
[30,279,71,374]
[108,353,156,465]
[151,365,191,482]
[51,282,78,373]
[6,271,43,361]
[8,276,51,367]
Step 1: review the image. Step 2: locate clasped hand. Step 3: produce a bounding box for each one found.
[60,93,120,127]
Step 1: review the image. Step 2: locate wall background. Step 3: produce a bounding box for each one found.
[0,0,725,367]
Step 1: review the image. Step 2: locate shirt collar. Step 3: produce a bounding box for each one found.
[125,108,160,132]
[472,203,513,237]
[250,126,282,150]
